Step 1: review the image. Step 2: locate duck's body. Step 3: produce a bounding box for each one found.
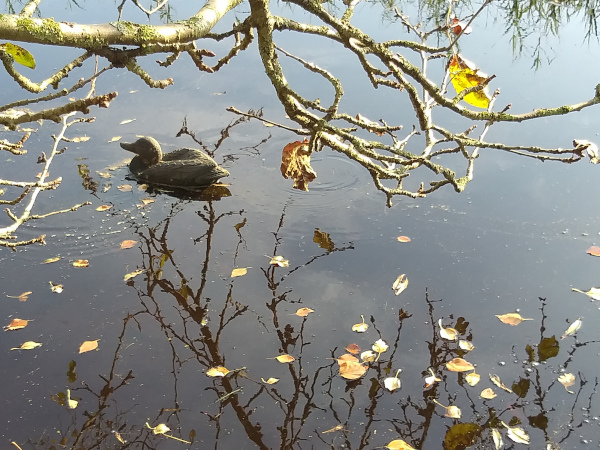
[120,136,229,190]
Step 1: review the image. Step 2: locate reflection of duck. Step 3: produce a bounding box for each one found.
[120,136,229,190]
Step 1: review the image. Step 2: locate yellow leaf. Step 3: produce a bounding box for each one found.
[206,366,230,377]
[141,198,155,205]
[424,368,441,388]
[42,256,60,264]
[465,371,480,386]
[386,439,416,450]
[108,136,122,143]
[118,184,133,192]
[79,339,100,354]
[321,424,345,434]
[4,318,30,331]
[72,259,89,268]
[501,421,530,445]
[124,269,144,281]
[558,373,576,394]
[66,389,78,409]
[352,315,369,332]
[491,428,503,450]
[281,140,316,191]
[360,350,376,362]
[97,172,111,179]
[480,388,497,399]
[147,422,171,435]
[448,54,492,109]
[392,274,408,295]
[6,291,32,301]
[384,369,402,391]
[49,281,63,293]
[439,319,458,341]
[231,267,249,278]
[489,374,513,393]
[275,354,295,363]
[572,287,600,300]
[433,399,461,418]
[71,136,90,143]
[96,204,112,211]
[458,340,474,351]
[495,312,534,326]
[11,341,42,350]
[446,357,474,372]
[1,42,36,69]
[396,236,411,243]
[295,307,314,317]
[269,255,289,267]
[120,240,137,249]
[561,318,582,340]
[372,339,388,361]
[336,354,368,380]
[261,377,279,384]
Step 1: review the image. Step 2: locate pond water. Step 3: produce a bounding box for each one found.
[2,1,600,449]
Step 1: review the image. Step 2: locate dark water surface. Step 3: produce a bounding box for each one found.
[2,2,600,449]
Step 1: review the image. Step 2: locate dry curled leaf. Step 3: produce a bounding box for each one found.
[458,340,474,351]
[586,245,600,256]
[495,312,534,326]
[372,339,389,361]
[561,318,582,339]
[96,204,112,212]
[124,269,144,281]
[433,399,461,418]
[439,319,458,341]
[396,236,411,243]
[446,357,474,372]
[294,307,314,317]
[261,377,279,384]
[383,369,402,392]
[501,421,530,445]
[345,343,361,354]
[72,259,89,268]
[321,424,345,434]
[392,274,408,295]
[120,240,137,249]
[337,354,368,380]
[49,281,63,293]
[281,139,316,191]
[480,388,497,399]
[558,373,576,394]
[360,350,376,363]
[275,354,295,363]
[489,374,513,393]
[206,366,230,377]
[11,341,42,350]
[231,267,249,278]
[4,318,30,331]
[269,255,289,267]
[352,315,369,332]
[465,370,481,386]
[491,428,503,450]
[7,291,32,302]
[79,339,100,354]
[424,368,441,389]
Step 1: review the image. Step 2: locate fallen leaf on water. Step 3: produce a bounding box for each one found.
[433,399,461,418]
[49,281,63,293]
[495,312,534,326]
[572,287,600,300]
[561,318,582,339]
[11,341,42,350]
[424,368,441,389]
[459,340,475,351]
[66,389,78,409]
[7,291,32,302]
[383,369,402,392]
[446,357,474,372]
[360,350,376,363]
[501,421,530,445]
[396,236,411,243]
[337,354,368,380]
[490,374,513,393]
[352,315,369,332]
[206,366,230,377]
[439,319,458,341]
[42,256,60,264]
[79,339,100,354]
[140,198,154,205]
[558,373,576,393]
[118,184,133,192]
[465,370,480,386]
[491,428,503,450]
[108,136,122,143]
[124,269,144,281]
[231,267,249,278]
[120,240,137,249]
[270,255,289,267]
[274,354,295,363]
[96,204,112,212]
[72,259,89,268]
[120,119,136,125]
[372,339,389,361]
[281,139,316,191]
[480,388,497,399]
[386,439,416,450]
[72,136,90,142]
[4,318,31,331]
[145,422,191,444]
[294,307,314,317]
[114,431,126,444]
[97,172,111,178]
[321,424,345,434]
[392,274,408,296]
[314,228,335,251]
[261,377,279,384]
[345,343,361,354]
[586,245,600,256]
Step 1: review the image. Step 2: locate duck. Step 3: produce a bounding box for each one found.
[120,136,229,190]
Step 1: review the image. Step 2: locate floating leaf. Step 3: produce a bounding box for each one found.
[337,354,368,380]
[295,307,314,317]
[120,119,136,125]
[384,369,402,392]
[269,255,289,267]
[11,341,42,350]
[314,228,334,251]
[281,139,316,191]
[206,366,230,377]
[434,399,461,418]
[345,343,361,354]
[448,54,492,109]
[396,236,411,243]
[140,198,154,205]
[352,315,369,332]
[561,318,582,339]
[118,184,133,192]
[114,431,126,444]
[120,240,137,249]
[360,350,376,363]
[439,319,458,341]
[49,281,63,293]
[124,269,144,281]
[147,422,171,435]
[480,388,497,399]
[72,259,89,268]
[42,256,60,264]
[321,424,345,434]
[71,136,90,143]
[97,172,111,178]
[79,339,100,354]
[424,368,442,389]
[6,291,32,302]
[4,318,30,331]
[392,274,408,296]
[558,373,576,394]
[1,42,36,69]
[261,377,279,384]
[446,357,474,372]
[458,340,474,351]
[501,421,530,445]
[275,354,295,363]
[490,374,513,393]
[108,136,122,143]
[231,267,249,278]
[96,204,112,211]
[372,339,389,361]
[465,370,480,386]
[66,389,78,409]
[495,312,534,326]
[586,245,600,256]
[572,287,600,300]
[386,439,416,450]
[491,429,503,450]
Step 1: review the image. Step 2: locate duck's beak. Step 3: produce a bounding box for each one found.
[120,141,138,154]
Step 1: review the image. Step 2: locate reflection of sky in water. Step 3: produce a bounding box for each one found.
[2,2,600,449]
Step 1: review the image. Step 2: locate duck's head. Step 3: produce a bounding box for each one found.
[120,136,162,166]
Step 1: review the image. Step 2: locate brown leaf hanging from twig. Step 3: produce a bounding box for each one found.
[281,139,316,191]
